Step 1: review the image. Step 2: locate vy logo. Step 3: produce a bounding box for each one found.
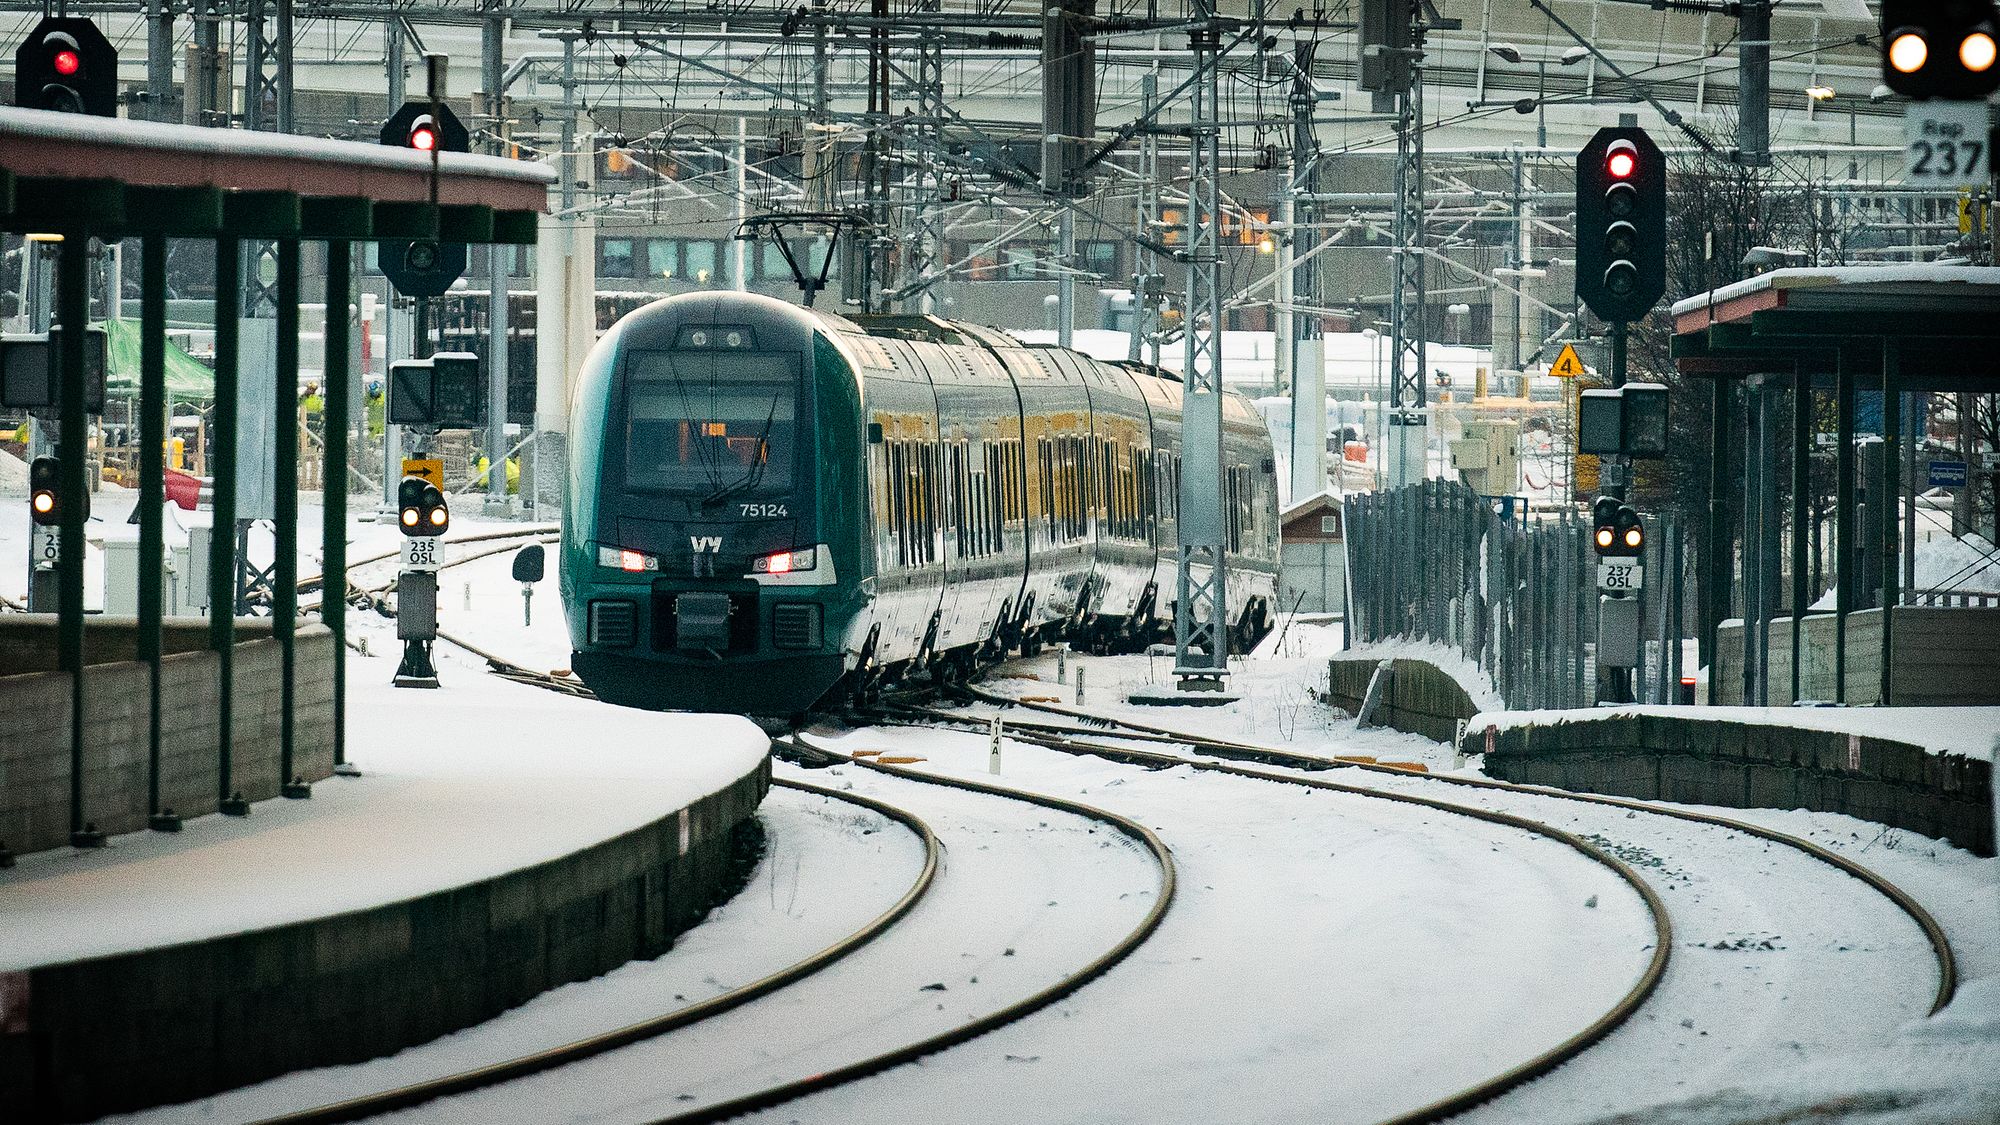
[690,535,723,553]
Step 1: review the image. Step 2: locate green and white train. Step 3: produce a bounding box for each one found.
[561,292,1280,716]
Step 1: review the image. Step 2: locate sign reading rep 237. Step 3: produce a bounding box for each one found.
[1904,102,1988,187]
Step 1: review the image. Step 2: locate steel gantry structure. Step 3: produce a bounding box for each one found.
[1171,4,1232,691]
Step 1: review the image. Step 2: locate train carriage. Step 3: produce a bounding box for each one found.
[562,292,1279,716]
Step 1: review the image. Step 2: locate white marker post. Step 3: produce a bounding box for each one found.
[988,715,1003,774]
[1057,645,1067,684]
[1075,667,1086,705]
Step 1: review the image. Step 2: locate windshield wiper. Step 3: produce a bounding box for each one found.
[697,392,780,509]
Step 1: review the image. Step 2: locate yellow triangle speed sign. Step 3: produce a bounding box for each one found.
[1549,343,1587,379]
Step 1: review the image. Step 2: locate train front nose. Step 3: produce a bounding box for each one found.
[568,305,847,715]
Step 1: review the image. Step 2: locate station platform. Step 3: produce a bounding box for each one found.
[1325,649,1997,859]
[0,653,771,1123]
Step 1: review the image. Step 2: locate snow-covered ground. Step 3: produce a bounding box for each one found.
[954,636,1999,1125]
[96,781,932,1124]
[0,652,767,971]
[6,487,1995,1124]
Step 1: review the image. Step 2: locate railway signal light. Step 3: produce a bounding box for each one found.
[1881,0,2000,99]
[1575,127,1666,324]
[1591,495,1644,558]
[378,101,470,298]
[405,113,441,152]
[398,476,448,536]
[14,17,117,117]
[29,455,59,526]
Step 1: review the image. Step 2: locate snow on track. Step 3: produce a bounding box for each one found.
[331,755,1164,1124]
[960,649,1970,1124]
[764,720,1661,1125]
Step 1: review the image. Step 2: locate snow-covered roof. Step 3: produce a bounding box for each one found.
[1670,265,2000,319]
[1280,489,1342,522]
[0,106,552,212]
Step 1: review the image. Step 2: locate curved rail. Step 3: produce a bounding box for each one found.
[299,524,559,595]
[960,685,1959,1015]
[645,734,1180,1125]
[251,776,941,1125]
[879,701,1674,1125]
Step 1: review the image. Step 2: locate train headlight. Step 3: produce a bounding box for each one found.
[751,547,817,574]
[597,545,659,572]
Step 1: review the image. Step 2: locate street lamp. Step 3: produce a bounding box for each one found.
[1487,43,1590,147]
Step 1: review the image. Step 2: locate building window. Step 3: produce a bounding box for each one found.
[760,242,791,283]
[601,238,636,278]
[684,241,718,285]
[646,239,680,280]
[1083,241,1118,278]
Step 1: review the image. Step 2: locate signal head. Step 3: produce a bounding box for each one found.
[1605,181,1638,218]
[1962,30,1997,71]
[397,476,428,535]
[28,456,60,526]
[407,116,440,152]
[1889,29,1930,74]
[1613,505,1645,556]
[51,47,79,76]
[420,484,448,534]
[1605,140,1638,179]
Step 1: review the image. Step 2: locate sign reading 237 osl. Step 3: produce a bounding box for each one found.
[1904,102,1989,187]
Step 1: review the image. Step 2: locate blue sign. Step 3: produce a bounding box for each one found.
[1929,460,1969,488]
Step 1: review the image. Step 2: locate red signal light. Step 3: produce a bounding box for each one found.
[408,124,439,151]
[1607,150,1635,178]
[52,48,80,76]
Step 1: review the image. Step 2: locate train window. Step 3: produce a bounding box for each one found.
[889,441,907,567]
[914,443,933,566]
[951,443,968,559]
[1006,440,1023,524]
[623,351,798,497]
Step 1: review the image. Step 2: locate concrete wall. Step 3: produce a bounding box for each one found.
[4,754,772,1123]
[1327,657,1480,745]
[0,622,335,854]
[1464,713,1993,858]
[1715,606,2000,706]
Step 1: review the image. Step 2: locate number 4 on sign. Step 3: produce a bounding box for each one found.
[1550,343,1588,379]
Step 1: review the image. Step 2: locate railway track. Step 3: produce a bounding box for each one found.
[300,524,558,615]
[867,684,1958,1122]
[636,735,1179,1125]
[862,696,1674,1125]
[951,683,1959,1015]
[250,776,940,1125]
[247,691,1173,1123]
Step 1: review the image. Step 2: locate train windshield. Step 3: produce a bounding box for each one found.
[624,350,799,502]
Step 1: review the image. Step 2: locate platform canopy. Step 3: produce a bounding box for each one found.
[1670,266,2000,392]
[0,106,552,242]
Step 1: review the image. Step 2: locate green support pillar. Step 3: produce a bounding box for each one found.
[1879,339,1899,705]
[1703,377,1730,705]
[140,232,180,831]
[1834,346,1855,704]
[58,234,103,848]
[213,236,248,817]
[324,242,354,774]
[276,240,308,798]
[1790,367,1810,704]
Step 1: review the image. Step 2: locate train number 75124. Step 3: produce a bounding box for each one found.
[739,502,789,518]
